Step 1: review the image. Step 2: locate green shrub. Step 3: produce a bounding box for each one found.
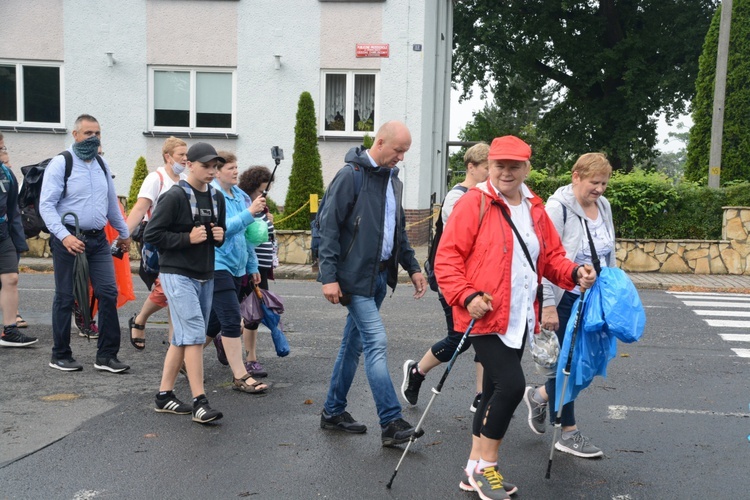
[127,156,148,212]
[279,92,325,230]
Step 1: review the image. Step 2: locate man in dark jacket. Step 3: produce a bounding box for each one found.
[0,133,36,347]
[318,120,428,447]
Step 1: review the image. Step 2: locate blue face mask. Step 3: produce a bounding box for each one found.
[72,135,101,161]
[171,158,185,175]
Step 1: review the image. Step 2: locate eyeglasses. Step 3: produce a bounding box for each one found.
[0,146,7,152]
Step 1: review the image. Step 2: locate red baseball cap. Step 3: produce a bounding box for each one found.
[488,135,532,161]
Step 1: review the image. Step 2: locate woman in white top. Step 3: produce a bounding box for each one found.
[523,152,615,459]
[125,136,188,350]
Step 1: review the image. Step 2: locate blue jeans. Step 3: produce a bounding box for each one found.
[50,233,120,360]
[545,291,578,426]
[323,271,402,427]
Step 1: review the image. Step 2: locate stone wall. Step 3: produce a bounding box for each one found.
[616,207,750,274]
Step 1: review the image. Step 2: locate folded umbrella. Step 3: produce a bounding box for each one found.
[62,212,93,340]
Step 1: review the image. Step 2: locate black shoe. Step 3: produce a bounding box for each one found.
[381,418,424,447]
[154,393,192,414]
[400,360,425,406]
[320,410,367,433]
[192,396,223,424]
[94,357,130,373]
[0,326,39,347]
[49,357,83,371]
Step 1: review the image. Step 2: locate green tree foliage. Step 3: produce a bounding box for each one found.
[453,1,717,172]
[685,0,750,184]
[280,92,325,230]
[127,156,148,212]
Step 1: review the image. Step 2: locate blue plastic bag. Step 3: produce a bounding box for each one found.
[598,267,646,343]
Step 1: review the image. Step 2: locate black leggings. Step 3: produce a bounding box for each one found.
[471,334,526,440]
[430,294,480,363]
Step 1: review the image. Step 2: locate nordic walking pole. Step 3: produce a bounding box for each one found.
[545,286,588,480]
[386,293,493,489]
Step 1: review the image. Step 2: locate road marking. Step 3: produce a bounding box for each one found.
[695,309,750,317]
[608,405,750,420]
[720,334,750,342]
[682,301,750,308]
[731,348,750,358]
[668,292,750,300]
[705,319,750,328]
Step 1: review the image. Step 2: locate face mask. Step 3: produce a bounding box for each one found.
[72,135,101,161]
[170,158,185,175]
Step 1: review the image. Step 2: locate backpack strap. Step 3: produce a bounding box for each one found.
[146,171,165,219]
[179,180,219,225]
[61,151,108,199]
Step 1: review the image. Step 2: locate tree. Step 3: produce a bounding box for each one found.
[453,1,717,172]
[279,91,325,230]
[685,0,750,184]
[127,156,148,212]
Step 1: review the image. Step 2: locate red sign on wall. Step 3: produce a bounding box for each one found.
[356,44,389,58]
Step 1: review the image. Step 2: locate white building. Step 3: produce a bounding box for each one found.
[0,0,453,244]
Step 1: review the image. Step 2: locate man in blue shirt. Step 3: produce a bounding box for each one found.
[40,114,131,373]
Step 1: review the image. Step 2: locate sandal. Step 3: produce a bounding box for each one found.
[232,374,268,394]
[129,313,146,350]
[15,314,28,328]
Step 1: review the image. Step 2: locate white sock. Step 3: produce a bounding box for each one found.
[476,458,497,473]
[465,459,478,476]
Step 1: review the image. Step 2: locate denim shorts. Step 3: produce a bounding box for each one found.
[159,272,214,346]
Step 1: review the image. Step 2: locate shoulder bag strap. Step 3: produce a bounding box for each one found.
[582,218,602,275]
[498,204,535,272]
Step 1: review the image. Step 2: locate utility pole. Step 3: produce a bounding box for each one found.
[708,0,732,188]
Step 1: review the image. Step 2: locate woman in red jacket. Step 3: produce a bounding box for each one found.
[434,136,596,500]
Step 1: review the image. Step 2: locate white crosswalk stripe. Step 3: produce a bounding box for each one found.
[668,291,750,358]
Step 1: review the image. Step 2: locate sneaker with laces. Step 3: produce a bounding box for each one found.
[192,397,223,424]
[49,357,83,371]
[555,430,603,458]
[245,360,267,378]
[0,326,39,347]
[320,410,367,433]
[154,393,192,414]
[459,469,518,496]
[381,418,424,447]
[523,386,547,435]
[213,334,228,365]
[470,392,482,413]
[94,357,130,373]
[400,360,425,406]
[468,465,511,500]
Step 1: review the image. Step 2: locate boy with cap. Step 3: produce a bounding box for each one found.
[144,142,227,424]
[434,135,596,499]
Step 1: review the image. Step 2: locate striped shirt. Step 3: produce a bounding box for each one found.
[255,212,275,269]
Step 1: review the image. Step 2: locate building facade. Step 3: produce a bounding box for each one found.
[0,0,453,244]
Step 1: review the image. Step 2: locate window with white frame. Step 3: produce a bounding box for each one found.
[0,61,63,127]
[321,70,378,135]
[149,67,235,132]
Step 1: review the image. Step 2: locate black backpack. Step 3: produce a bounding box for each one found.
[18,151,106,238]
[310,163,363,258]
[424,186,468,292]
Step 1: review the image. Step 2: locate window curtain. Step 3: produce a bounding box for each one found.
[354,74,375,126]
[325,74,346,125]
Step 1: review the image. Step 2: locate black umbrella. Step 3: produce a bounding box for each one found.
[61,212,92,339]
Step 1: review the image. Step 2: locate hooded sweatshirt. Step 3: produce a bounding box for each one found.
[542,184,616,308]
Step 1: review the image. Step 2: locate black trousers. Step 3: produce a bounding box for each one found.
[471,333,526,440]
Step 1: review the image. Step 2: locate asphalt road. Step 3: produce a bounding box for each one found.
[0,275,748,499]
